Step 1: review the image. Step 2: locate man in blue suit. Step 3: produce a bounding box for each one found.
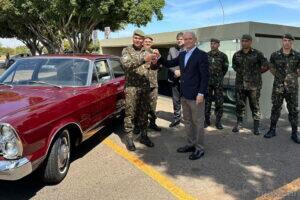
[156,32,209,160]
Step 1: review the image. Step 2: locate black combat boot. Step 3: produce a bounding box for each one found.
[291,126,300,144]
[253,120,261,135]
[215,117,224,130]
[204,116,211,128]
[149,120,161,132]
[264,122,276,139]
[140,131,154,147]
[124,135,136,151]
[232,117,243,133]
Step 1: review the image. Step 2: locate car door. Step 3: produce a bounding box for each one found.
[92,59,118,122]
[107,58,126,114]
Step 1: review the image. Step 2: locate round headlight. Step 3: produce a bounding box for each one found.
[0,124,23,159]
[1,126,15,140]
[3,141,19,158]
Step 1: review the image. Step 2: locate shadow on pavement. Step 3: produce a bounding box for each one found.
[136,110,300,200]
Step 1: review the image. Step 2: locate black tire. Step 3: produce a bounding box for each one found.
[42,129,71,184]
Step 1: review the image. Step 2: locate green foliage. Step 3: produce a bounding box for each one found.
[15,45,29,54]
[0,45,29,56]
[0,0,165,53]
[87,41,100,53]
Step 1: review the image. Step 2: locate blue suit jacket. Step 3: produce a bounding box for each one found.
[160,47,209,100]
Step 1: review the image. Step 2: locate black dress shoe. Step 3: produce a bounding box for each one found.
[177,145,195,153]
[264,129,276,138]
[169,120,180,127]
[140,132,154,147]
[149,122,162,132]
[291,131,300,144]
[124,136,136,151]
[189,149,205,160]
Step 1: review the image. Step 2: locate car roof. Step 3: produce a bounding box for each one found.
[35,54,119,60]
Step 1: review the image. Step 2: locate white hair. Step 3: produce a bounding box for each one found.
[183,31,198,40]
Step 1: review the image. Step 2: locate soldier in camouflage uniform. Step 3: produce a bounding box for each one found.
[232,34,269,135]
[143,36,162,132]
[264,34,300,144]
[121,29,157,151]
[205,38,229,129]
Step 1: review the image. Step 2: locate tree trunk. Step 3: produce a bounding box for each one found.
[22,39,37,56]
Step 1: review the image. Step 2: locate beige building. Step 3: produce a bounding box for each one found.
[100,21,300,122]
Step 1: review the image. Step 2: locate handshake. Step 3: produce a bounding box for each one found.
[144,49,160,64]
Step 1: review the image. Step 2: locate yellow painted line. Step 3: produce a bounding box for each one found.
[104,138,197,200]
[256,178,300,200]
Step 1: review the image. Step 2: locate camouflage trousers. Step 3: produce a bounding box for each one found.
[235,89,261,121]
[148,87,158,123]
[124,86,150,137]
[270,90,298,127]
[205,84,224,120]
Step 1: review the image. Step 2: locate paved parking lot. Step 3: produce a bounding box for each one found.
[0,68,299,199]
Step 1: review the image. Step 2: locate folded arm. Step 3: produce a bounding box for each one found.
[121,48,145,70]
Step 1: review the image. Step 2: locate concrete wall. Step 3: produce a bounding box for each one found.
[249,22,300,122]
[101,47,123,56]
[196,22,250,42]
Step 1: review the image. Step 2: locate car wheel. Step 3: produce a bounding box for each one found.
[42,129,71,184]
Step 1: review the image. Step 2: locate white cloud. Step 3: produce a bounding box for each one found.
[166,0,214,9]
[164,0,300,27]
[264,0,300,10]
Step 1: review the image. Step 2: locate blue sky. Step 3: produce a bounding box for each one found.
[1,0,300,47]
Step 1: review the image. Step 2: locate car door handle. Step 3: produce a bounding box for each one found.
[113,82,120,86]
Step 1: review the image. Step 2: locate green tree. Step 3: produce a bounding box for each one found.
[15,45,29,55]
[0,0,165,53]
[0,11,45,55]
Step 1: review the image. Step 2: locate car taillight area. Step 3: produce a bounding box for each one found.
[0,123,23,160]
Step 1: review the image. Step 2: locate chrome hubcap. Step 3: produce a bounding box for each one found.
[58,132,70,173]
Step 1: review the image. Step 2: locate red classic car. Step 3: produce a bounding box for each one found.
[0,54,125,183]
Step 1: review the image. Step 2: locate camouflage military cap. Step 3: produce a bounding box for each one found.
[282,33,295,41]
[241,34,252,41]
[145,35,153,41]
[210,38,220,43]
[133,29,145,37]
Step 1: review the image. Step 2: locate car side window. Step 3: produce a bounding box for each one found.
[110,59,124,78]
[94,60,112,83]
[91,67,99,85]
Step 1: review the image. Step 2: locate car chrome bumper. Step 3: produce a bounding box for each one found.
[0,157,32,181]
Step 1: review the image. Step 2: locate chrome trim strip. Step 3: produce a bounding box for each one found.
[86,60,93,86]
[21,56,92,61]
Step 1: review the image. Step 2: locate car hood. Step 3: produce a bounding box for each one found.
[0,86,72,121]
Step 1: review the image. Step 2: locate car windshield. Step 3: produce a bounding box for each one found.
[0,58,90,87]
